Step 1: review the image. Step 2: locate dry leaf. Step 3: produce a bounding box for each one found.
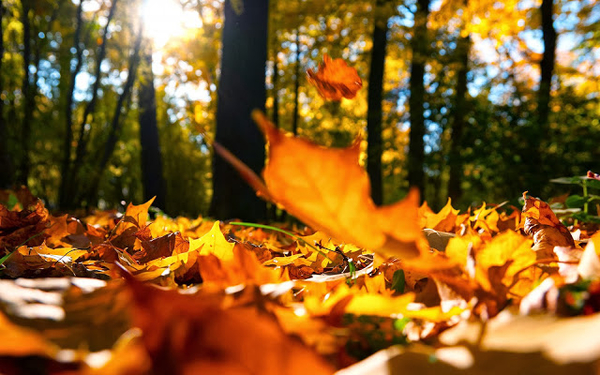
[306,54,362,101]
[253,110,423,259]
[522,193,575,259]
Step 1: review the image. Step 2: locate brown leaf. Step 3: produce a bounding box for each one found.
[133,231,189,264]
[522,193,575,258]
[123,272,335,375]
[0,201,49,252]
[306,54,362,101]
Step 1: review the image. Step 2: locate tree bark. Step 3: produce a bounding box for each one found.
[59,0,84,208]
[292,27,301,135]
[447,33,470,203]
[209,0,268,221]
[18,0,33,186]
[407,0,430,199]
[366,0,389,206]
[538,0,556,133]
[138,41,166,210]
[0,0,11,189]
[532,0,556,195]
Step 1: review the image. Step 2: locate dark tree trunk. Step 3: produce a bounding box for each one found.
[407,0,430,199]
[366,0,389,206]
[18,0,33,186]
[0,0,11,189]
[532,0,556,195]
[447,34,470,203]
[59,0,84,208]
[209,0,268,221]
[138,42,166,210]
[272,48,280,129]
[538,0,556,133]
[292,27,301,135]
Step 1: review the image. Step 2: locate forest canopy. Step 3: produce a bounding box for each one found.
[0,0,599,217]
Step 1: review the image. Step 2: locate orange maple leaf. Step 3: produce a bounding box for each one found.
[306,54,362,101]
[252,110,423,259]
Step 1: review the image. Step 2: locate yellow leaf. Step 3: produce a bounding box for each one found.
[189,221,234,261]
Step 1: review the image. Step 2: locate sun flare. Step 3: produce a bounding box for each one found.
[142,0,201,48]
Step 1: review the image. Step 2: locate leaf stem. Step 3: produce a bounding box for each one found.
[583,179,589,215]
[230,222,359,279]
[229,221,329,258]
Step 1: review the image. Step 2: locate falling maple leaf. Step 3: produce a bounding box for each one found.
[306,54,362,101]
[253,110,424,259]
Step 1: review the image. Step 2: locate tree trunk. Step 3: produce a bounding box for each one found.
[0,0,11,189]
[533,0,556,195]
[59,0,84,208]
[292,27,301,135]
[209,0,268,221]
[138,42,166,210]
[18,0,33,186]
[538,0,556,133]
[407,0,430,199]
[447,33,470,203]
[272,47,280,129]
[366,0,389,206]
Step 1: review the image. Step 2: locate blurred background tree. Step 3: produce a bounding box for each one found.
[0,0,598,218]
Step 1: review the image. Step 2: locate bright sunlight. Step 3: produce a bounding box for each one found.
[142,0,202,48]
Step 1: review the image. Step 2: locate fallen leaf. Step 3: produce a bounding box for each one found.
[123,271,335,375]
[419,199,459,232]
[0,200,49,251]
[522,193,575,259]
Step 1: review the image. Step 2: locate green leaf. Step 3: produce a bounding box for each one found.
[571,212,600,224]
[0,251,13,267]
[566,195,586,208]
[391,269,405,294]
[586,179,600,190]
[550,176,585,185]
[7,193,19,210]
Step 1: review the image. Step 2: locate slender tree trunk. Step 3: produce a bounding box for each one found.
[407,0,430,199]
[272,49,280,129]
[366,0,389,206]
[533,0,556,195]
[292,27,301,135]
[138,41,166,210]
[538,0,556,133]
[447,33,470,203]
[18,0,33,186]
[84,20,143,207]
[0,0,11,189]
[69,0,118,191]
[209,0,268,221]
[59,0,84,208]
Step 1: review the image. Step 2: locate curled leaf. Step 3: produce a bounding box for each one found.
[306,54,362,101]
[522,192,575,258]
